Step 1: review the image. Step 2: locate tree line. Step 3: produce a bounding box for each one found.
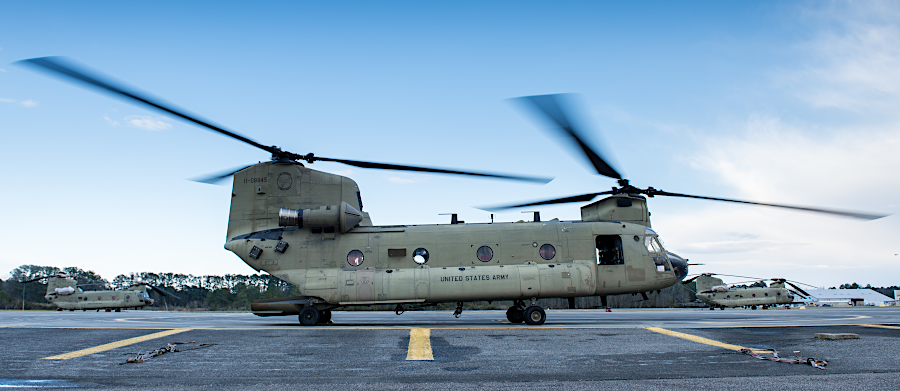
[5,264,892,311]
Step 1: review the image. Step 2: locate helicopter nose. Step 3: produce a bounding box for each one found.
[667,252,688,281]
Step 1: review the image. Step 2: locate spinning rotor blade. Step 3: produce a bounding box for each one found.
[785,282,811,298]
[20,57,551,184]
[517,94,622,180]
[190,164,255,184]
[788,289,808,299]
[652,190,887,220]
[483,190,614,210]
[148,285,181,300]
[313,157,552,183]
[17,57,278,156]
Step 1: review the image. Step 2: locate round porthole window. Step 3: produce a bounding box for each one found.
[476,246,493,262]
[413,248,429,264]
[633,235,640,242]
[347,250,364,266]
[539,244,556,260]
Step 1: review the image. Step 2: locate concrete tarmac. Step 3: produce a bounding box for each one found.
[1,307,899,390]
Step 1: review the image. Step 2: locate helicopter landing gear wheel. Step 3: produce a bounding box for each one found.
[719,307,725,310]
[298,306,320,326]
[506,307,524,323]
[523,306,546,326]
[317,310,332,324]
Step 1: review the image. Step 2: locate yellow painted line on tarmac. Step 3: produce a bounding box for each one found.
[406,328,434,361]
[42,329,190,360]
[645,327,771,353]
[860,324,900,330]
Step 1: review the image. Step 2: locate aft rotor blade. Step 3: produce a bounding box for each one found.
[149,285,181,300]
[21,276,47,283]
[314,157,552,183]
[785,282,811,298]
[654,190,887,220]
[190,164,254,184]
[481,190,614,210]
[788,289,808,299]
[17,57,278,156]
[681,275,702,284]
[516,94,622,180]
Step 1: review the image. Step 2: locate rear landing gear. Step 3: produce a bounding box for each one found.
[298,306,320,326]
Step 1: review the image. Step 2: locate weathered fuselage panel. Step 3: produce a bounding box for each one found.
[224,163,679,307]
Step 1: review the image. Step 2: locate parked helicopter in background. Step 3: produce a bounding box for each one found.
[683,273,815,310]
[21,57,886,326]
[22,272,179,312]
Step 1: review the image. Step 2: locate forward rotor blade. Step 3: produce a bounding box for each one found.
[516,94,622,180]
[190,164,254,184]
[654,190,887,220]
[785,282,811,298]
[21,276,47,283]
[481,191,614,211]
[314,157,552,183]
[17,57,277,156]
[149,285,181,300]
[682,275,702,284]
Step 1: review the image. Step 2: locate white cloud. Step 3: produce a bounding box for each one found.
[0,68,7,72]
[386,176,427,184]
[125,115,172,131]
[103,115,119,126]
[782,2,900,114]
[0,98,37,107]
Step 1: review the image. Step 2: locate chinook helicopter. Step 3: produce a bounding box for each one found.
[21,57,887,326]
[22,272,179,312]
[683,273,815,310]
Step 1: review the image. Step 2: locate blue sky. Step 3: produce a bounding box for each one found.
[2,1,899,287]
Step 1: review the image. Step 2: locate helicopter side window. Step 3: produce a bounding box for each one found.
[596,235,624,265]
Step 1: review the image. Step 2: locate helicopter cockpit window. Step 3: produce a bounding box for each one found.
[596,235,624,265]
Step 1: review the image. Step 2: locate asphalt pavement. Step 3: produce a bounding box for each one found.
[1,307,898,390]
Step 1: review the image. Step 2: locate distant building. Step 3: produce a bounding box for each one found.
[800,289,894,307]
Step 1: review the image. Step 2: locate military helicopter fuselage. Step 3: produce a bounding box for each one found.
[36,274,155,312]
[227,162,688,324]
[693,275,794,310]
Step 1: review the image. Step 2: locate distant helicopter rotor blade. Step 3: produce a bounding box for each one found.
[17,57,279,156]
[788,289,808,299]
[21,276,47,283]
[190,164,255,185]
[312,157,552,183]
[784,282,811,298]
[516,94,622,180]
[148,285,181,300]
[482,190,615,211]
[652,190,887,220]
[681,275,702,284]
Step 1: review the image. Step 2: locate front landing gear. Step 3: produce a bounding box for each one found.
[506,307,524,323]
[524,306,546,325]
[507,300,546,325]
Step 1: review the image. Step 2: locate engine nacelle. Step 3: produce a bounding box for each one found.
[279,201,363,233]
[54,286,75,295]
